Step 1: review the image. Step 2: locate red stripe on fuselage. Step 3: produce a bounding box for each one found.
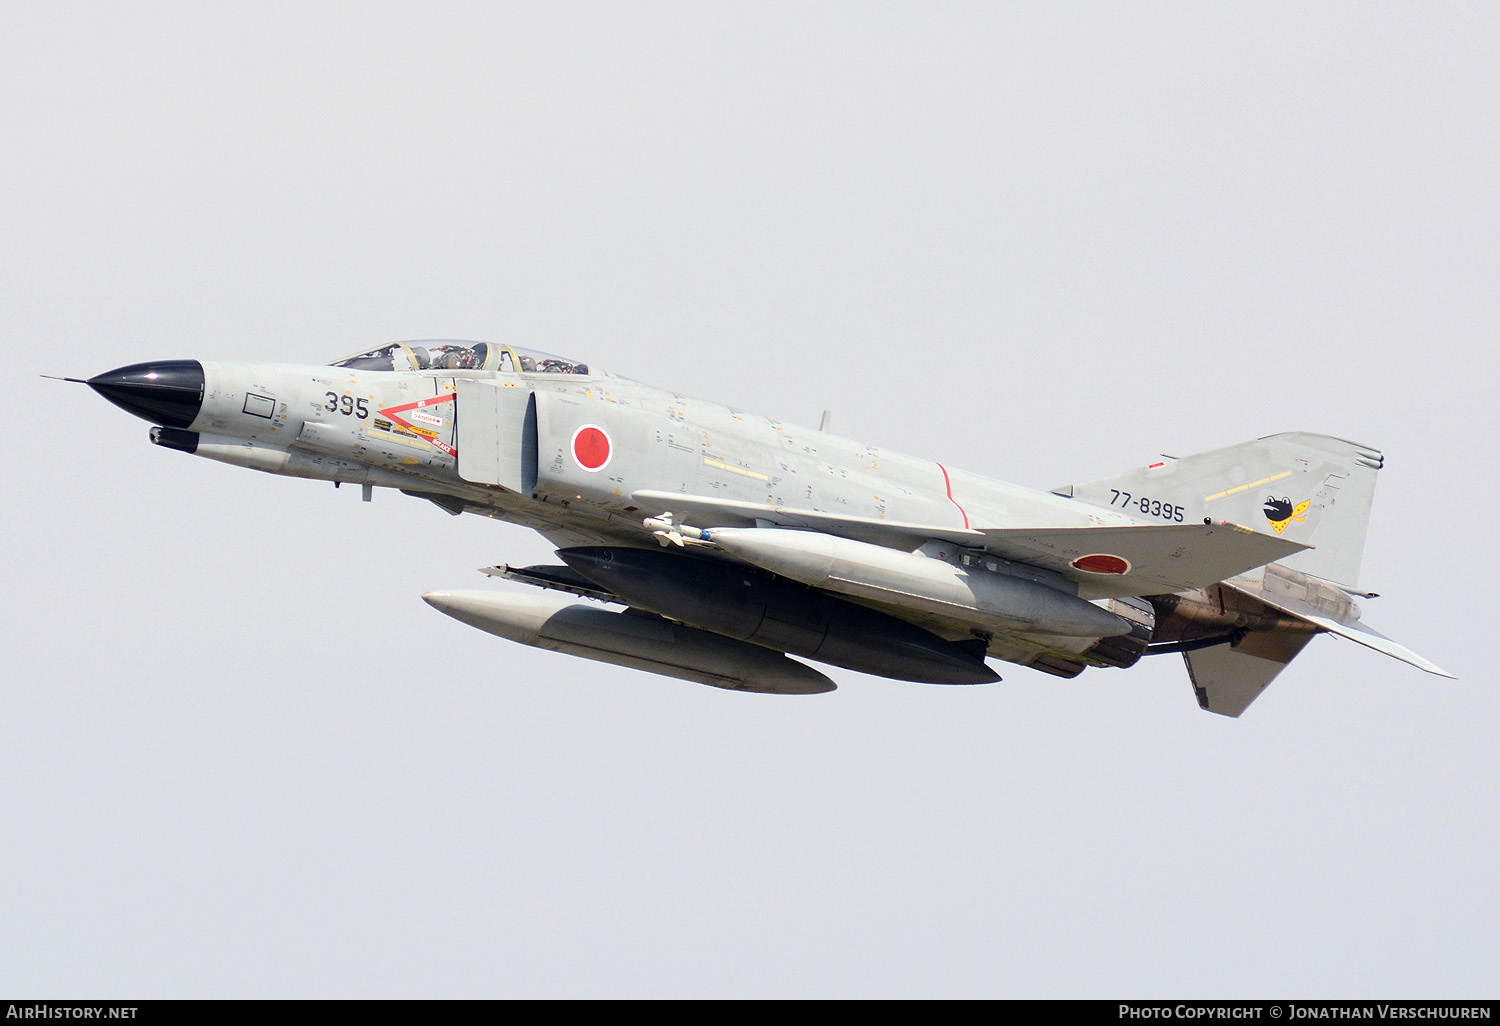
[936,462,969,529]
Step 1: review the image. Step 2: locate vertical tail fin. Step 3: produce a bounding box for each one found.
[1064,432,1383,589]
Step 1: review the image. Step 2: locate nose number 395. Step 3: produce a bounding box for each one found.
[325,392,370,419]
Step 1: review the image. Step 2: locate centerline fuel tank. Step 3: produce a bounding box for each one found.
[556,546,1000,685]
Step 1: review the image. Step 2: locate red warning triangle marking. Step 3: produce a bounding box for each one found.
[379,392,457,457]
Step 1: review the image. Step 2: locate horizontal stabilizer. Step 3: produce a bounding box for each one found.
[978,523,1308,598]
[1186,631,1317,717]
[1221,581,1455,678]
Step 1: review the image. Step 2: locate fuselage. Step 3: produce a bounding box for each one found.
[81,341,1259,679]
[81,339,1448,711]
[160,352,1142,540]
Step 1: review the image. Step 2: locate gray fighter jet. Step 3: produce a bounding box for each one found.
[70,340,1451,716]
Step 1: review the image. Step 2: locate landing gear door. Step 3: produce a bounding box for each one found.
[455,380,538,496]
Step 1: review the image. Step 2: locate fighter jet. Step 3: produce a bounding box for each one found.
[68,340,1451,716]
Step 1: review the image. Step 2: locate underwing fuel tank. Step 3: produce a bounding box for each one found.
[707,528,1132,640]
[555,547,1000,685]
[423,590,837,695]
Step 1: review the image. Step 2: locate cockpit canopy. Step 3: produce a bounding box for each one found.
[330,340,591,376]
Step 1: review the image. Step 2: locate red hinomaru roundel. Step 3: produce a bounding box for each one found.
[571,424,612,472]
[1071,553,1131,575]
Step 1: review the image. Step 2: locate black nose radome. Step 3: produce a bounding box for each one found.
[88,360,205,428]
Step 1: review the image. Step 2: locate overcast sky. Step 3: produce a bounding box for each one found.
[5,2,1497,998]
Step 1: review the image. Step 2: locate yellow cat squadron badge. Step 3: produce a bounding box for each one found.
[1263,496,1311,534]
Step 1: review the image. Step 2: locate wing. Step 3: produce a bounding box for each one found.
[633,489,1307,598]
[977,523,1308,598]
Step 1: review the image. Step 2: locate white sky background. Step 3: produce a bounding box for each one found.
[3,2,1496,998]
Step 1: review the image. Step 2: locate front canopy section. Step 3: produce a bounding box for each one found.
[330,340,593,376]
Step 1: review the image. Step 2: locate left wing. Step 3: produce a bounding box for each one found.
[978,523,1308,598]
[633,489,1306,598]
